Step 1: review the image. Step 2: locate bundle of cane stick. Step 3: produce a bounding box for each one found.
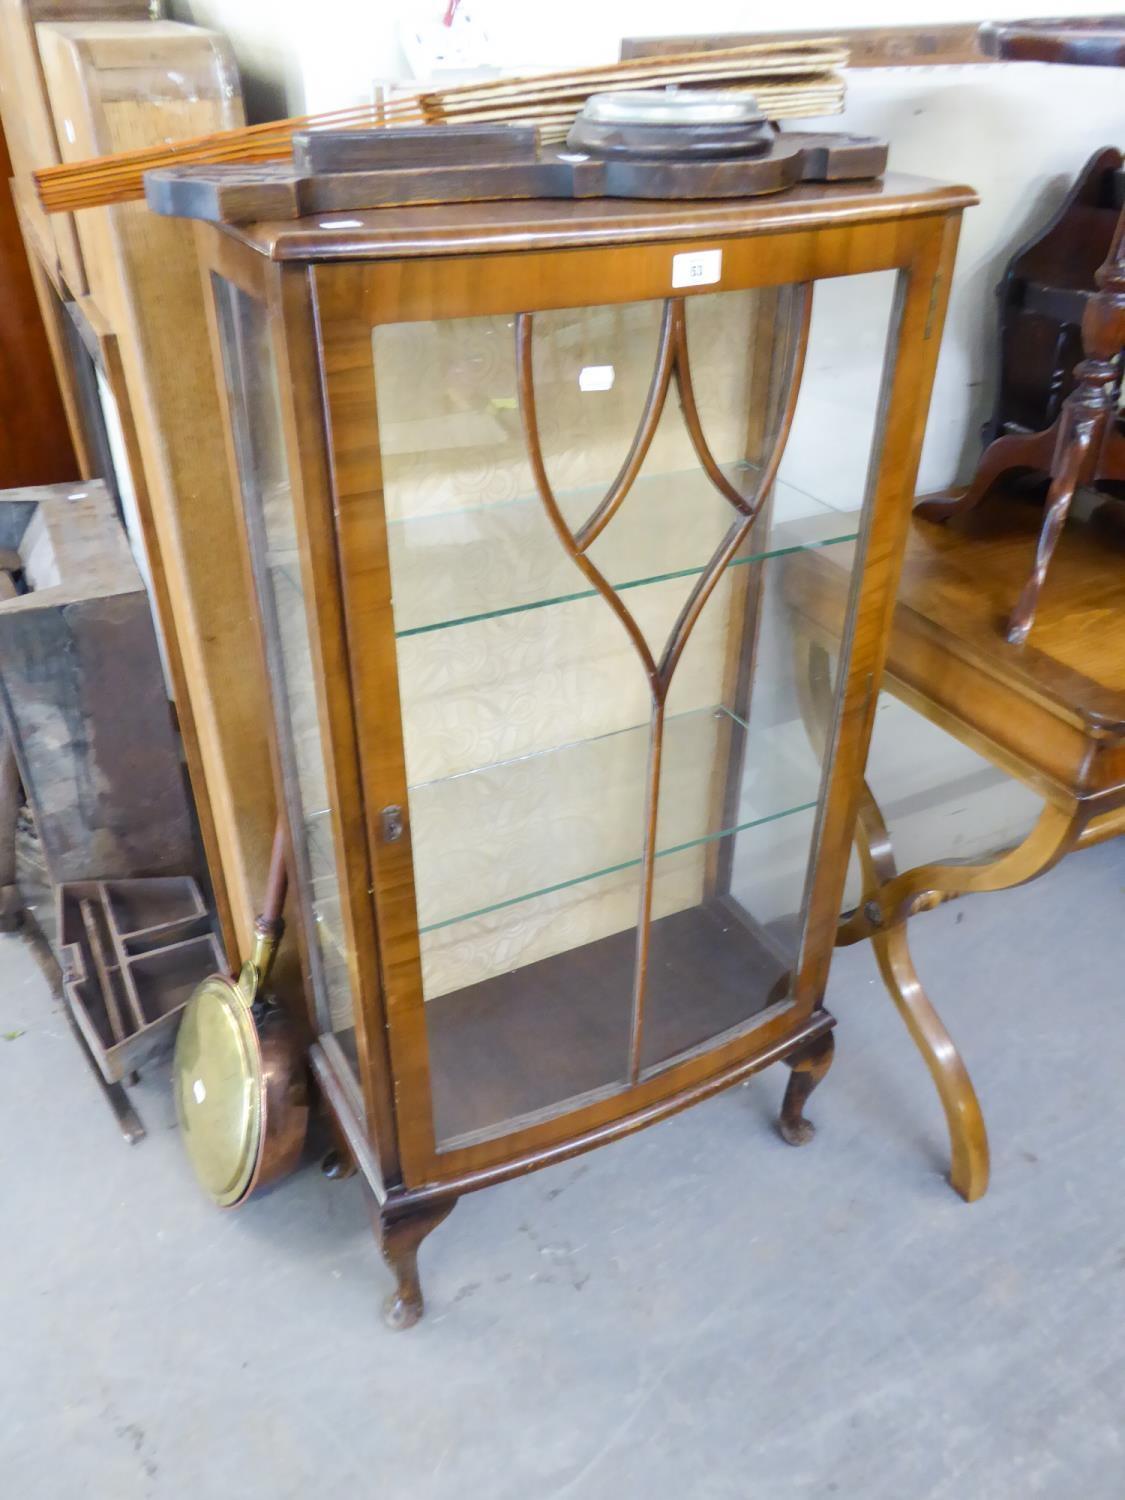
[35,38,847,213]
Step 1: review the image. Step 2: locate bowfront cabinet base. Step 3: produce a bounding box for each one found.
[335,1020,834,1326]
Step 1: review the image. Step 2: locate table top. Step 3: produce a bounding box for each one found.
[804,487,1125,735]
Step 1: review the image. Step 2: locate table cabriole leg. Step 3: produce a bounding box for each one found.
[851,779,990,1203]
[793,632,990,1201]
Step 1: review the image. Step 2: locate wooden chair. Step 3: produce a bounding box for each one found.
[786,485,1125,1202]
[916,160,1124,647]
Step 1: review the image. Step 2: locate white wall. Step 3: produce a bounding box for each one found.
[169,0,1125,494]
[820,62,1125,490]
[168,0,1124,870]
[171,2,1125,117]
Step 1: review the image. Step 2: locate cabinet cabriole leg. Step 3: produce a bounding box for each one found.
[321,1147,356,1180]
[320,1110,358,1180]
[371,1199,456,1330]
[779,1030,835,1146]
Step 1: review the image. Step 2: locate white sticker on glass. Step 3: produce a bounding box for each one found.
[579,365,615,392]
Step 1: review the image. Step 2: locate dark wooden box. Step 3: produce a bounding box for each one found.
[0,481,198,948]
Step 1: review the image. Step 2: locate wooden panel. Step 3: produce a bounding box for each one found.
[311,206,957,330]
[621,25,993,67]
[979,18,1125,67]
[0,0,149,292]
[0,118,77,486]
[36,19,278,962]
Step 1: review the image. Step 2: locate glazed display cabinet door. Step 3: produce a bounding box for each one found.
[313,253,905,1184]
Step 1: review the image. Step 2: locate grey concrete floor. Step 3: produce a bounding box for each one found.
[3,840,1124,1499]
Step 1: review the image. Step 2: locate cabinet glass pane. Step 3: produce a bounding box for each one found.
[376,297,857,640]
[641,561,828,1076]
[372,274,896,1147]
[213,276,357,1055]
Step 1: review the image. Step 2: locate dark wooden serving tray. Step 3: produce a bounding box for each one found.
[145,123,888,226]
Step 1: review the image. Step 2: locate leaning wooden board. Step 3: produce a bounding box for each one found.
[35,18,281,967]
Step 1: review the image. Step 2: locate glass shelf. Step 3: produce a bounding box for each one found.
[406,701,822,939]
[384,465,858,638]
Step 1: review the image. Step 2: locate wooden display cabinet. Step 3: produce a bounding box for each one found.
[189,177,971,1325]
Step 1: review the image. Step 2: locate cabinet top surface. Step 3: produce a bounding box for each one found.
[219,172,975,263]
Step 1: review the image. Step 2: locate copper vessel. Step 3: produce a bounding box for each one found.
[173,828,308,1205]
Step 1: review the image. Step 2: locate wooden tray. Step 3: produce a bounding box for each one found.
[146,125,888,227]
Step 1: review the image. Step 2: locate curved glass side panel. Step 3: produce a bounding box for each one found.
[213,276,359,1078]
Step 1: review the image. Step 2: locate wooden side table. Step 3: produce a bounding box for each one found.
[787,484,1125,1202]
